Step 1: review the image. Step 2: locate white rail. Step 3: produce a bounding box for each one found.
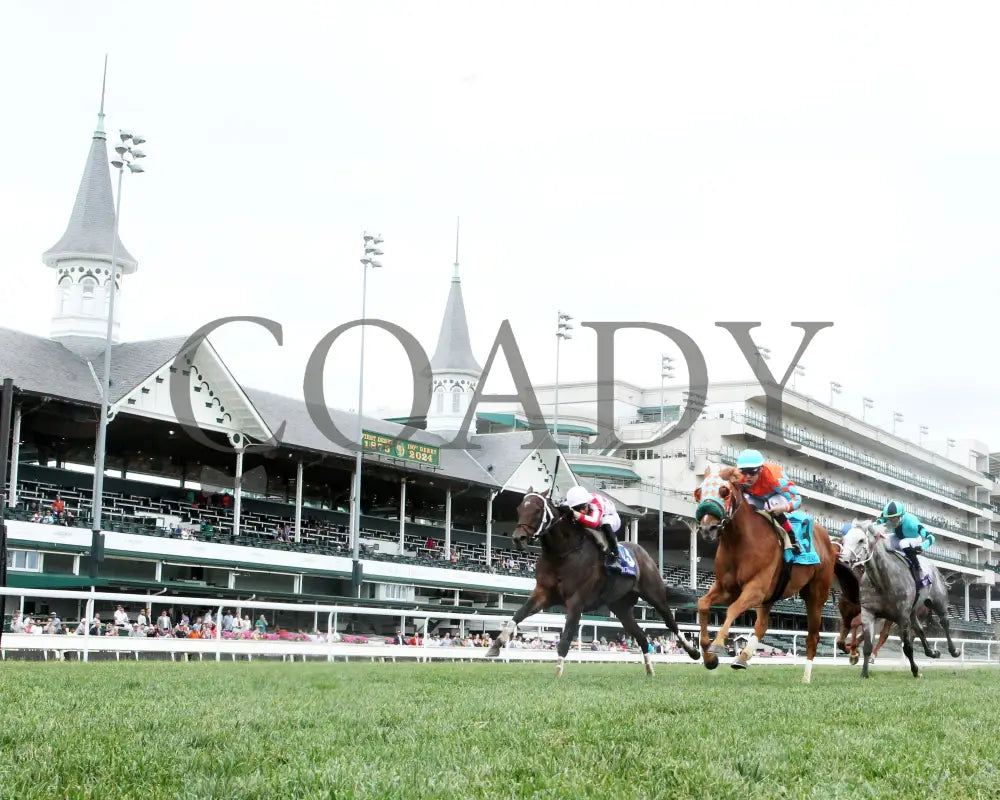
[2,587,996,667]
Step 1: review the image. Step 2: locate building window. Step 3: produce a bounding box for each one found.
[434,388,444,413]
[451,385,462,413]
[81,276,97,315]
[6,550,40,572]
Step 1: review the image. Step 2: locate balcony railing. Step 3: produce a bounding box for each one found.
[712,448,989,549]
[734,411,992,510]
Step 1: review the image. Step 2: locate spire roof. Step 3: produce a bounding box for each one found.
[42,122,137,272]
[430,225,481,374]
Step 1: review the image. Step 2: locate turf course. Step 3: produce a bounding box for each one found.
[0,660,996,799]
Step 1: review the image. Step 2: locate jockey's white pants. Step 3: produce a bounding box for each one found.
[897,537,923,551]
[603,510,622,535]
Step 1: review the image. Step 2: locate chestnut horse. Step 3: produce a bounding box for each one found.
[484,490,701,675]
[693,465,859,683]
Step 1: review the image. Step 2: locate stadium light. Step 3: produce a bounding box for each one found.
[658,354,675,580]
[919,425,929,446]
[829,381,842,407]
[791,363,805,391]
[552,310,573,451]
[92,130,147,565]
[947,438,956,458]
[351,231,385,596]
[862,397,874,422]
[892,411,903,435]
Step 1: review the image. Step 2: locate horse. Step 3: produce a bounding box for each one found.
[839,519,960,678]
[692,464,859,683]
[839,603,928,665]
[484,489,701,675]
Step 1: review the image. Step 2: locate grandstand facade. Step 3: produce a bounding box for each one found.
[2,103,998,650]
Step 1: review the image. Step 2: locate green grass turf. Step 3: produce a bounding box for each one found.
[0,660,996,799]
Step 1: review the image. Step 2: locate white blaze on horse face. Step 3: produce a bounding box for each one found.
[840,528,869,566]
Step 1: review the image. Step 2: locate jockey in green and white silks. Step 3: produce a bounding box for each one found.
[878,501,934,587]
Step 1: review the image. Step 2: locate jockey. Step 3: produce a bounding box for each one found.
[878,501,934,587]
[564,485,622,570]
[734,449,803,555]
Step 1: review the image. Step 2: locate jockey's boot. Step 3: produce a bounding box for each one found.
[903,549,925,588]
[602,525,621,570]
[774,514,801,556]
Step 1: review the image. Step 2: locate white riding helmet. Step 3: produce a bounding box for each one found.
[565,485,592,509]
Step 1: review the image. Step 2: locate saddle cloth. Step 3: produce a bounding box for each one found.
[607,544,639,577]
[755,509,821,566]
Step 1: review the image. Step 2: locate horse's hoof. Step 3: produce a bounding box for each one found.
[484,649,500,659]
[731,660,747,671]
[687,649,701,661]
[703,653,719,670]
[928,650,940,659]
[708,643,727,657]
[849,654,859,666]
[950,649,961,659]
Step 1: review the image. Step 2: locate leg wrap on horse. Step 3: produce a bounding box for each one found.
[499,619,517,643]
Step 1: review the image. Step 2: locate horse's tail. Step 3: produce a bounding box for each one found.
[833,560,860,607]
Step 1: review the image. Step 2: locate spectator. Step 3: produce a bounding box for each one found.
[255,615,267,634]
[156,610,172,637]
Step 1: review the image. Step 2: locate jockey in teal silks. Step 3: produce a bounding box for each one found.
[879,501,934,588]
[734,449,803,556]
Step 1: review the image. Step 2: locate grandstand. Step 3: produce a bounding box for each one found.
[1,103,998,649]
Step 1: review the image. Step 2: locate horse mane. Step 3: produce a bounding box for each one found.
[719,466,740,482]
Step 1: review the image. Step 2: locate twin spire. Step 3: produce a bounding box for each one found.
[430,217,482,374]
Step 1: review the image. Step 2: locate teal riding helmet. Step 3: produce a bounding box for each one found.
[881,501,905,519]
[736,449,765,470]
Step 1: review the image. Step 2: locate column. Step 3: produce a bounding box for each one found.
[7,404,20,507]
[486,491,495,567]
[630,517,638,544]
[349,470,356,550]
[294,459,303,543]
[233,448,244,538]
[690,521,698,590]
[987,585,992,625]
[399,477,407,552]
[964,581,970,622]
[444,487,452,557]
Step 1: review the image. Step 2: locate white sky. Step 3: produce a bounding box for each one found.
[2,2,999,454]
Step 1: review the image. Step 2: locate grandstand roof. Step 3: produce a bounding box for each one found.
[0,328,190,406]
[42,122,137,272]
[430,273,481,374]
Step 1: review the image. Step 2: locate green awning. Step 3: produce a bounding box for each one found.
[567,464,642,481]
[637,405,680,415]
[476,413,596,436]
[7,573,110,590]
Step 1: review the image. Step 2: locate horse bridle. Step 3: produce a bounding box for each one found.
[699,478,743,539]
[514,492,557,540]
[840,522,883,568]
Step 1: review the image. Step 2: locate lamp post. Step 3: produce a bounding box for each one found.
[892,411,903,435]
[791,363,805,391]
[658,355,675,578]
[919,425,929,447]
[351,231,383,596]
[755,345,771,375]
[553,311,573,450]
[862,397,874,422]
[91,130,146,556]
[947,438,956,459]
[829,381,842,407]
[682,388,704,590]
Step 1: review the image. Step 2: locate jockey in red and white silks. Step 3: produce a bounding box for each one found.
[564,485,623,570]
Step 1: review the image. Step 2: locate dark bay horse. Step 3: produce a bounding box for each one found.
[484,490,700,675]
[693,465,859,683]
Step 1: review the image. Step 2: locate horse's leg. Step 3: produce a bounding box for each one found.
[930,598,961,658]
[639,578,700,661]
[697,582,732,670]
[860,608,876,679]
[609,600,655,676]
[707,579,769,661]
[801,578,830,684]
[732,604,771,670]
[871,620,893,662]
[910,606,940,660]
[848,614,862,666]
[899,625,920,678]
[554,598,584,678]
[485,586,549,658]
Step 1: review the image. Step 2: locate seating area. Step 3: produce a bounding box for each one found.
[9,466,535,577]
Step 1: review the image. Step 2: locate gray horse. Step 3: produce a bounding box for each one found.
[839,519,960,678]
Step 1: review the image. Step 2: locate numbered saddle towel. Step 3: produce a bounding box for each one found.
[786,511,821,566]
[608,544,639,577]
